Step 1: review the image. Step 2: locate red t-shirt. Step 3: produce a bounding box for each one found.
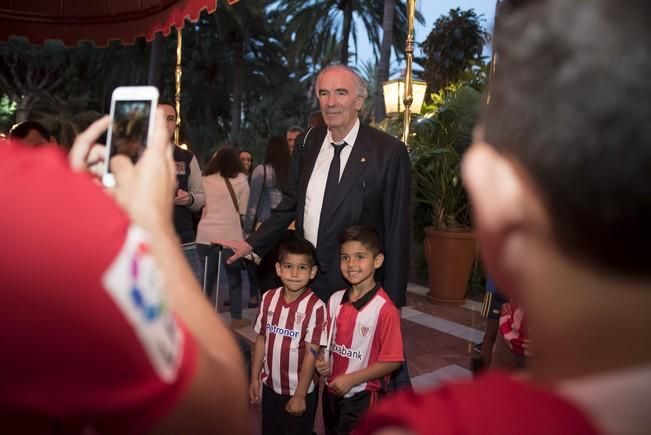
[0,143,197,433]
[356,372,602,435]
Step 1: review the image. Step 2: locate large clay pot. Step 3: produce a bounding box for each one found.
[424,227,477,305]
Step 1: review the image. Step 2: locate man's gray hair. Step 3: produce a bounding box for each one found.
[315,64,369,100]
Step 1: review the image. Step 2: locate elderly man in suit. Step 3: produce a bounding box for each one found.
[224,64,411,308]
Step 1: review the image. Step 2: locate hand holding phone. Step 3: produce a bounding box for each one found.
[103,86,159,187]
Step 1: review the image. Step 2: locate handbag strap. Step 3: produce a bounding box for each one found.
[224,176,239,214]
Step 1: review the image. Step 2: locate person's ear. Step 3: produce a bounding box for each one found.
[355,96,364,111]
[374,253,385,270]
[462,141,548,297]
[309,265,318,280]
[275,262,282,278]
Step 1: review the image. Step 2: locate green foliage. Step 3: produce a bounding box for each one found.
[410,82,482,240]
[0,95,16,132]
[420,8,489,97]
[279,0,422,67]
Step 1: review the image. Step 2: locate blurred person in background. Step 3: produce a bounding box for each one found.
[243,135,291,305]
[196,146,251,329]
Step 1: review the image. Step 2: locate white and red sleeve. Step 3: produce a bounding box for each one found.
[375,303,405,363]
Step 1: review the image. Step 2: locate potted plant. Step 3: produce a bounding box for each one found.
[410,82,481,304]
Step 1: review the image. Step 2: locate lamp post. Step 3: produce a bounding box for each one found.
[174,26,183,146]
[402,0,417,147]
[382,0,424,147]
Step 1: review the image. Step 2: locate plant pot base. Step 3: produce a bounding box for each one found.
[424,227,477,305]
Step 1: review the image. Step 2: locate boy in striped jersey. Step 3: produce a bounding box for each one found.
[316,225,404,434]
[250,237,328,435]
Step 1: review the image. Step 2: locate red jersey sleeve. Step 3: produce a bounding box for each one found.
[304,299,328,346]
[375,302,404,363]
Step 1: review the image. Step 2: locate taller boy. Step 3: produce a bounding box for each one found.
[317,225,404,434]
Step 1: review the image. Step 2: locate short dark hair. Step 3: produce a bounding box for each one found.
[482,0,651,277]
[9,121,50,142]
[286,125,304,135]
[203,146,244,178]
[338,225,382,256]
[278,237,317,267]
[158,101,177,116]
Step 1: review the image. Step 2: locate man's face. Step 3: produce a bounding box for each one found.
[286,131,300,154]
[160,104,177,141]
[316,68,363,135]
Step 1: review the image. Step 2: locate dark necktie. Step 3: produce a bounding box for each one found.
[319,142,347,234]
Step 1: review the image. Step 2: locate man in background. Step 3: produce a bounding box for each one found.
[159,102,205,282]
[8,120,53,146]
[286,125,304,155]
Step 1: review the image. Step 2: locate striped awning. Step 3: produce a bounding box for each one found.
[0,0,239,46]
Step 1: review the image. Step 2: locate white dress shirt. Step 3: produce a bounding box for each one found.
[303,118,360,247]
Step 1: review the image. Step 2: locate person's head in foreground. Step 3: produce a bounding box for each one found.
[276,237,318,295]
[357,0,651,433]
[339,225,384,291]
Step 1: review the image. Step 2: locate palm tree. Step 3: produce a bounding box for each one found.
[280,0,421,67]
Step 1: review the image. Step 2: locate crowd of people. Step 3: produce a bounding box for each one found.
[2,0,650,433]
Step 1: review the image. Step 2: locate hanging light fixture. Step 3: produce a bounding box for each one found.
[382,78,427,115]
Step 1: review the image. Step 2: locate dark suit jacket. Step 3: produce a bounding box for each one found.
[247,122,411,307]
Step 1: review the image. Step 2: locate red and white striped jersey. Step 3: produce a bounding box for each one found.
[254,287,328,396]
[325,285,404,398]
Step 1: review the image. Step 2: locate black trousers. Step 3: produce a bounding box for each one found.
[262,384,318,435]
[323,389,376,435]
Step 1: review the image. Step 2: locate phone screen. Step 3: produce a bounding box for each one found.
[107,100,153,172]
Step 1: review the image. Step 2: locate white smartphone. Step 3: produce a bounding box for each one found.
[102,86,159,187]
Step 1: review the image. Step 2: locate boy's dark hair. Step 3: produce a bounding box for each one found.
[203,146,244,178]
[9,121,50,142]
[339,225,382,256]
[278,237,317,267]
[482,0,651,278]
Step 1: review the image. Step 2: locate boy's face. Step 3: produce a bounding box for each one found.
[275,253,318,293]
[340,241,384,288]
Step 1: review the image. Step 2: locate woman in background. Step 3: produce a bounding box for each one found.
[196,147,250,329]
[243,136,290,297]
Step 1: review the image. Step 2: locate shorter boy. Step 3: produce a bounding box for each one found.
[316,225,404,434]
[250,237,328,435]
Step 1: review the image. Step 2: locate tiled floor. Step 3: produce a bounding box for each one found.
[212,278,486,434]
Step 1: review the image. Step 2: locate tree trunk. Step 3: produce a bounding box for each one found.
[374,0,395,123]
[230,37,244,147]
[147,32,165,92]
[340,0,353,65]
